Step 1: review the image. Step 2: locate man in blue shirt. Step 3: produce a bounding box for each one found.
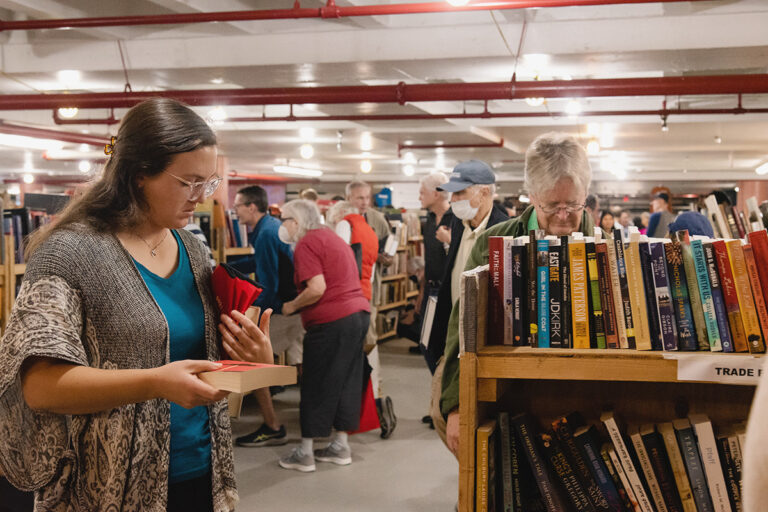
[229,185,302,447]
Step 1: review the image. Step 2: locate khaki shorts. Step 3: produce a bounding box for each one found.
[270,313,304,365]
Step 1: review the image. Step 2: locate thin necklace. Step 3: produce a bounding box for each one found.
[134,229,169,257]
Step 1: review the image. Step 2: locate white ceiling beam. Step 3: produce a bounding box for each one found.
[0,0,135,40]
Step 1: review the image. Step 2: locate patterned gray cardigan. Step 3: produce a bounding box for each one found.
[0,224,237,511]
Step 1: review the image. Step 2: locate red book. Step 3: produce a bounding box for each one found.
[747,230,768,310]
[488,236,505,345]
[743,245,768,353]
[712,240,748,352]
[199,360,297,393]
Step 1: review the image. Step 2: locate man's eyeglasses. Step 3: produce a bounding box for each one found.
[538,202,586,215]
[164,171,222,199]
[280,217,294,223]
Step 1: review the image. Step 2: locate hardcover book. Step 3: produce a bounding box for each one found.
[691,239,723,351]
[488,236,506,346]
[703,242,734,352]
[673,418,715,512]
[746,230,768,308]
[712,240,748,352]
[586,241,607,349]
[650,242,679,351]
[199,360,297,393]
[674,230,710,350]
[613,229,636,348]
[639,240,662,351]
[742,244,768,353]
[665,240,699,351]
[570,237,591,349]
[725,240,765,354]
[596,241,620,349]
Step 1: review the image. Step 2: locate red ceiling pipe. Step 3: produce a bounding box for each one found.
[53,109,119,126]
[4,74,768,111]
[0,121,109,146]
[0,0,704,31]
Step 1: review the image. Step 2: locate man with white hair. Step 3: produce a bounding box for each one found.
[425,161,508,377]
[419,172,454,310]
[434,133,596,457]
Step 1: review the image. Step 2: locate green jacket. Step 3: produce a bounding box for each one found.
[439,205,596,417]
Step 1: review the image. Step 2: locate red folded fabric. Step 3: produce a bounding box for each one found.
[211,263,263,315]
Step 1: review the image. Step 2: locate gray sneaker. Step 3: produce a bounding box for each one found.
[279,447,316,472]
[314,442,352,465]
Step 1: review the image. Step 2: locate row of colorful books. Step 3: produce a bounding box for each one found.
[477,410,744,512]
[2,206,52,264]
[486,227,768,353]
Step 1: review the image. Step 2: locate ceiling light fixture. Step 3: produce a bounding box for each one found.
[756,162,768,175]
[565,100,582,116]
[57,69,81,87]
[57,107,78,119]
[525,97,545,107]
[299,144,314,159]
[7,185,20,195]
[0,134,65,151]
[404,151,416,164]
[360,160,372,174]
[714,135,722,144]
[403,165,415,176]
[660,114,669,132]
[273,165,322,177]
[78,160,91,173]
[22,173,34,184]
[210,77,224,84]
[360,132,373,151]
[586,139,600,156]
[78,143,90,152]
[207,106,227,124]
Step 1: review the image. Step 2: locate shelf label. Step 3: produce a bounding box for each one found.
[663,353,765,385]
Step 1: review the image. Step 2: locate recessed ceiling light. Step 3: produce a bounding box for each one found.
[360,160,372,174]
[300,144,314,159]
[78,143,90,152]
[565,100,582,116]
[22,173,34,184]
[525,97,545,107]
[207,106,227,123]
[404,152,416,164]
[57,107,78,118]
[210,77,224,84]
[78,160,91,173]
[57,69,81,87]
[756,163,768,175]
[586,140,600,156]
[403,165,415,176]
[274,165,322,177]
[360,132,373,151]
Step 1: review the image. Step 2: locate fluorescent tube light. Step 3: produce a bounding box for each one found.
[0,134,65,151]
[273,165,322,177]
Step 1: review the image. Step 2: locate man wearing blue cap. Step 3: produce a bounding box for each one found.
[424,160,508,390]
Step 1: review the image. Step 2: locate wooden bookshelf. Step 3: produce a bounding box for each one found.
[458,344,762,511]
[224,247,254,257]
[378,300,407,312]
[406,290,419,299]
[381,273,407,282]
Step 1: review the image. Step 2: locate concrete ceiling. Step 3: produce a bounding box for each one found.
[0,0,767,195]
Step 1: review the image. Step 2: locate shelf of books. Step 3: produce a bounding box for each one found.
[457,223,768,512]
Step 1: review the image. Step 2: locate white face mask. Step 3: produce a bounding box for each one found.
[451,199,479,221]
[278,224,294,244]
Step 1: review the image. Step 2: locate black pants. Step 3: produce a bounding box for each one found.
[300,311,369,438]
[167,471,213,512]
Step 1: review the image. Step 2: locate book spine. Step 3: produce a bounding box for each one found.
[675,424,715,512]
[587,242,607,349]
[561,235,573,348]
[528,232,539,347]
[691,239,723,351]
[658,422,698,512]
[503,238,515,346]
[512,413,570,512]
[703,243,734,352]
[650,242,679,351]
[613,231,636,348]
[572,427,624,511]
[642,429,685,512]
[539,432,596,512]
[601,414,654,512]
[639,242,662,351]
[605,444,641,512]
[726,240,766,354]
[627,238,652,350]
[678,233,710,350]
[713,240,748,352]
[629,427,670,512]
[570,240,591,349]
[549,244,564,349]
[488,237,505,345]
[553,417,612,512]
[743,245,768,353]
[512,244,528,346]
[477,424,491,512]
[596,243,620,349]
[498,412,515,512]
[665,241,699,351]
[690,416,733,512]
[606,236,629,348]
[727,435,743,488]
[715,437,742,512]
[746,230,768,310]
[538,239,551,348]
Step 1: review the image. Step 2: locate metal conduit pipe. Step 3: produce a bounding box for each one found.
[0,0,704,31]
[7,74,768,111]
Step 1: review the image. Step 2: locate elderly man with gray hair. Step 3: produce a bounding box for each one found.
[433,132,596,457]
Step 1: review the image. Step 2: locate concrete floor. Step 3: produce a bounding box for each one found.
[231,337,458,511]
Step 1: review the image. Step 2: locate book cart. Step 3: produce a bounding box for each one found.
[457,335,762,510]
